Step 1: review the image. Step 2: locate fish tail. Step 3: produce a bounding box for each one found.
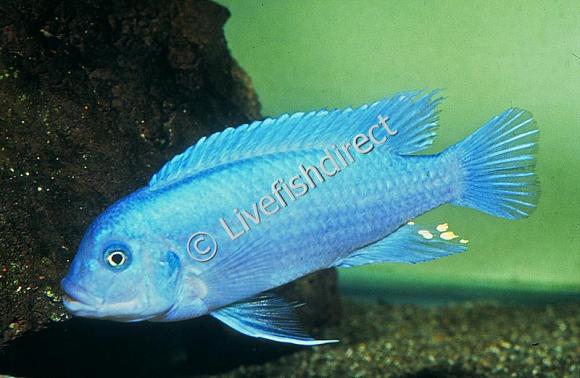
[447,108,539,219]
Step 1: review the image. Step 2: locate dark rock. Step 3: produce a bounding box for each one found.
[0,0,340,364]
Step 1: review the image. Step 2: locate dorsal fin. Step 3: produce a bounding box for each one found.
[148,91,442,189]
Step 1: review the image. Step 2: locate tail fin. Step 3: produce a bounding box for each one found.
[449,108,539,219]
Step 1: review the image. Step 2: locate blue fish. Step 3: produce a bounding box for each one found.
[61,92,539,345]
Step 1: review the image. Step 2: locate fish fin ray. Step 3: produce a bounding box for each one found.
[335,222,468,268]
[199,238,276,305]
[148,91,442,189]
[448,108,539,219]
[211,293,338,346]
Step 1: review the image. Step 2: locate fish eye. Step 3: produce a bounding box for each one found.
[108,251,126,266]
[104,248,130,269]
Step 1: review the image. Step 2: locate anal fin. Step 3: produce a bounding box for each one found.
[335,222,469,268]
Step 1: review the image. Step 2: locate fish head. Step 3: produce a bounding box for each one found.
[61,209,182,322]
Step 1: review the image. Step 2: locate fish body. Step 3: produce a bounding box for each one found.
[62,92,538,344]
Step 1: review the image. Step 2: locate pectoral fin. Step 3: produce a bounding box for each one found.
[335,222,468,268]
[211,293,338,346]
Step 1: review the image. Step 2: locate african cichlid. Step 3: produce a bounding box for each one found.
[61,92,539,345]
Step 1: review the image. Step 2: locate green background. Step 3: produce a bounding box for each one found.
[217,0,579,294]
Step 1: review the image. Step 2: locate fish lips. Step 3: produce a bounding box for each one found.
[61,277,104,315]
[60,277,172,322]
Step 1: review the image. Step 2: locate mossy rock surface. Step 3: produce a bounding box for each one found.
[0,0,340,353]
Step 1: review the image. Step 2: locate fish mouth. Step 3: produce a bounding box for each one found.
[61,277,104,313]
[60,277,170,322]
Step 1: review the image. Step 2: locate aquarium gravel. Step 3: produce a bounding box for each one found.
[212,300,579,377]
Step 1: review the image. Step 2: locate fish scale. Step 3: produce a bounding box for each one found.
[155,148,457,312]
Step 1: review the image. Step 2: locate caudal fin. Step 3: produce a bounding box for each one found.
[449,108,539,219]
